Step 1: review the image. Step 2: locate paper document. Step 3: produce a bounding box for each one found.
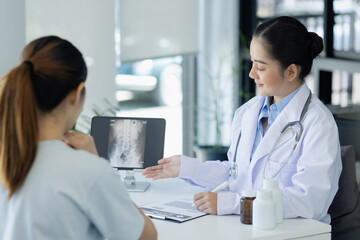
[140,194,207,223]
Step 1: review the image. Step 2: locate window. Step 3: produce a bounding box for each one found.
[115,57,184,157]
[333,0,360,55]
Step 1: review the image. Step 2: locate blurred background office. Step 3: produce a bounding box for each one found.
[1,0,360,183]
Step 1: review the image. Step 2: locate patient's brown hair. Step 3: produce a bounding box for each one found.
[0,36,87,198]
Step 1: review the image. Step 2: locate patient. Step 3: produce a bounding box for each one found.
[0,36,156,240]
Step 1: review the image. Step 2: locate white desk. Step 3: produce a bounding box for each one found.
[124,171,331,240]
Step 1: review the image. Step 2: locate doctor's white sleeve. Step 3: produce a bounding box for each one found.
[179,155,232,189]
[178,103,250,214]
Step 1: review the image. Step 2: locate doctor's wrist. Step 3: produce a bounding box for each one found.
[217,191,241,215]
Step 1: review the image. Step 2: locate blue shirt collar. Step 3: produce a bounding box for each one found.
[261,82,304,113]
[252,83,304,158]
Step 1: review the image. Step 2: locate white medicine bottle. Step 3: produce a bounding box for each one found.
[263,178,283,223]
[253,189,276,230]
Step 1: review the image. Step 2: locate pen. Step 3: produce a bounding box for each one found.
[147,214,166,220]
[211,181,230,193]
[192,181,230,207]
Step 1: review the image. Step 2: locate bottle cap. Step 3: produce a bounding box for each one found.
[263,178,279,189]
[257,189,272,199]
[241,190,256,198]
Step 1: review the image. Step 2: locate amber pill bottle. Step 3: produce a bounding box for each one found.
[240,190,256,224]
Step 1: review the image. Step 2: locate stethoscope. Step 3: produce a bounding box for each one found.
[228,91,312,180]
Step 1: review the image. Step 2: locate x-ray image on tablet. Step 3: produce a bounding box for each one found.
[91,116,165,169]
[107,119,147,168]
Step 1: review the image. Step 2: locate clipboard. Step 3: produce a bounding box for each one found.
[140,194,207,223]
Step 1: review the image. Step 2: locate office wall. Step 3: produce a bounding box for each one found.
[0,0,25,77]
[26,0,117,132]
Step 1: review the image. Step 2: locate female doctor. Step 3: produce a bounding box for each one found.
[143,16,342,223]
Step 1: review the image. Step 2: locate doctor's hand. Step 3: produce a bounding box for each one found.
[142,155,181,180]
[193,192,218,215]
[63,130,98,156]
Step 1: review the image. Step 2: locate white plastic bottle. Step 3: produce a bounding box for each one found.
[253,189,276,230]
[263,178,283,223]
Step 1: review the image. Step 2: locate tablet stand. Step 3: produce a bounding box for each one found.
[123,170,150,192]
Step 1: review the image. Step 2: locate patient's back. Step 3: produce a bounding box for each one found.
[0,140,144,240]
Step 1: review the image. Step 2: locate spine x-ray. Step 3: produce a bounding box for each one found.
[107,119,147,168]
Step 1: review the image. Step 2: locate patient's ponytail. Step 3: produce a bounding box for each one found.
[0,36,87,198]
[0,62,39,198]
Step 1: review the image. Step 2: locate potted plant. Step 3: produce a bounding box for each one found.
[73,98,119,133]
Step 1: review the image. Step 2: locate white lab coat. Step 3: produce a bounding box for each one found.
[179,83,342,223]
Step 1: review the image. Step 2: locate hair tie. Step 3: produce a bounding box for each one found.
[23,60,34,75]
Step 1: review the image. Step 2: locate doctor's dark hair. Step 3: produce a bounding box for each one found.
[0,36,87,198]
[253,16,323,79]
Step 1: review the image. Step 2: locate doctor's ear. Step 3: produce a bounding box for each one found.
[285,64,300,82]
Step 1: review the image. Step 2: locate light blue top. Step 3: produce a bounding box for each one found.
[0,140,144,240]
[250,83,303,160]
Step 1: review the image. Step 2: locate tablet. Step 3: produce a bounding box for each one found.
[90,116,166,169]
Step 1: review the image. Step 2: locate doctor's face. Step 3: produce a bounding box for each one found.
[249,37,292,103]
